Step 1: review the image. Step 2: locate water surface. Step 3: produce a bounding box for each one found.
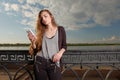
[0,45,120,51]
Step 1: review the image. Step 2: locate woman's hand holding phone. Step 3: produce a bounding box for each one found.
[27,30,36,41]
[26,29,37,49]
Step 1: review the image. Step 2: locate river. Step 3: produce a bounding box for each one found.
[0,45,120,51]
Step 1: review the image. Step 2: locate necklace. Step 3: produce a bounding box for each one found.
[46,27,57,38]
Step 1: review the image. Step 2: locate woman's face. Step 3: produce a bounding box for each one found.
[40,11,52,26]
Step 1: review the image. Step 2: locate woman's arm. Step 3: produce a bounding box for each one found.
[53,26,67,62]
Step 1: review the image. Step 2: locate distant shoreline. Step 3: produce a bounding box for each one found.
[67,43,120,46]
[0,43,120,46]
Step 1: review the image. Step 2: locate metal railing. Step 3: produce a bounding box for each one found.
[0,50,120,80]
[62,50,120,80]
[0,50,34,80]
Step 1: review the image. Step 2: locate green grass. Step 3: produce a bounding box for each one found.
[0,43,120,46]
[0,43,30,46]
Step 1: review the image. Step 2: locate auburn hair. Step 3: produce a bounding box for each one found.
[29,9,57,55]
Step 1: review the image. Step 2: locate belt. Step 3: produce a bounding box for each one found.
[35,56,55,64]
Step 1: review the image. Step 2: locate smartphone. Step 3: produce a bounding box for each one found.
[26,29,36,39]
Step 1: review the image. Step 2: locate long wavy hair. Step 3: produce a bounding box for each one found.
[29,9,57,55]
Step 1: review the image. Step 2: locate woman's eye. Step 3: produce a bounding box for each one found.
[45,16,47,17]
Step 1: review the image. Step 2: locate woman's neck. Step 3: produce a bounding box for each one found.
[46,24,56,31]
[45,24,57,38]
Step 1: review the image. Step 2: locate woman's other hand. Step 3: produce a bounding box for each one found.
[52,52,62,62]
[52,48,66,62]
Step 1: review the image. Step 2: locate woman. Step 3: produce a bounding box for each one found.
[28,9,67,80]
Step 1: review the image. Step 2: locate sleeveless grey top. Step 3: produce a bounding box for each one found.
[36,30,59,60]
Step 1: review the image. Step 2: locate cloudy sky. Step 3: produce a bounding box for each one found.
[0,0,120,44]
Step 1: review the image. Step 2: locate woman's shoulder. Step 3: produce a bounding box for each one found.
[58,26,65,30]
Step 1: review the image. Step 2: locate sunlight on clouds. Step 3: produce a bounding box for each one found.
[109,36,118,41]
[2,3,19,11]
[3,3,10,11]
[21,4,29,10]
[92,35,120,43]
[23,11,34,18]
[21,4,39,16]
[100,36,119,43]
[18,0,24,4]
[20,4,39,27]
[11,4,19,11]
[21,19,35,28]
[26,0,36,5]
[40,0,51,7]
[21,19,27,25]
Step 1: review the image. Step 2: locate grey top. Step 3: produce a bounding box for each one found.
[36,30,59,60]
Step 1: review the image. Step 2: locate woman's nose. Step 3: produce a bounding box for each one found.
[42,17,46,21]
